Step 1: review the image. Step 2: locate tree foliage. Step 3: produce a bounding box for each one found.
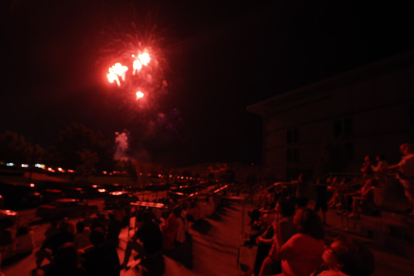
[54,123,115,172]
[0,131,45,164]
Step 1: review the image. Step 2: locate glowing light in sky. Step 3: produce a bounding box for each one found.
[136,91,144,99]
[107,63,128,86]
[133,60,142,75]
[138,52,151,66]
[30,183,35,187]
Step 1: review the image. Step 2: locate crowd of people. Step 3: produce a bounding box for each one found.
[246,194,375,276]
[242,142,414,276]
[325,143,414,218]
[0,190,222,276]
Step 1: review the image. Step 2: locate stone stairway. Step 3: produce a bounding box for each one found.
[331,209,414,261]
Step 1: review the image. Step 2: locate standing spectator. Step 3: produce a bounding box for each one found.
[278,208,325,276]
[0,225,14,261]
[120,211,162,270]
[258,197,297,276]
[107,214,122,248]
[74,222,91,250]
[371,155,389,172]
[44,242,85,276]
[314,178,329,226]
[361,156,374,177]
[14,226,34,255]
[162,206,181,250]
[81,228,120,276]
[382,143,414,216]
[296,173,311,208]
[44,221,59,240]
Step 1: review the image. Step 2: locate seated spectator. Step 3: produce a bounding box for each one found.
[36,222,74,269]
[251,214,274,276]
[314,178,329,225]
[162,205,181,250]
[347,179,378,218]
[328,178,345,209]
[44,242,85,276]
[313,236,375,276]
[0,226,14,261]
[258,197,297,276]
[371,155,389,172]
[296,173,311,208]
[81,228,120,276]
[277,208,325,276]
[74,222,91,250]
[14,226,34,255]
[120,211,163,270]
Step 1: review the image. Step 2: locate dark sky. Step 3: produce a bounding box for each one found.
[1,0,414,167]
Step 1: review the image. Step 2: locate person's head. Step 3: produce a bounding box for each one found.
[323,236,375,275]
[76,222,85,234]
[16,226,29,237]
[276,197,296,217]
[400,143,414,155]
[376,154,386,162]
[137,210,154,226]
[294,208,324,240]
[364,155,373,162]
[89,228,105,247]
[298,173,308,183]
[54,242,78,268]
[59,222,69,233]
[173,205,182,218]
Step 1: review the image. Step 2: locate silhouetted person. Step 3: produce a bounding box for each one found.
[36,222,74,269]
[81,228,120,276]
[120,211,162,270]
[44,242,85,276]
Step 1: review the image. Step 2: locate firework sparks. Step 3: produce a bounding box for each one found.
[133,59,142,75]
[136,91,144,99]
[107,63,128,86]
[138,52,151,66]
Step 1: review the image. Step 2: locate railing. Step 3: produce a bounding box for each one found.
[316,171,403,229]
[239,171,406,235]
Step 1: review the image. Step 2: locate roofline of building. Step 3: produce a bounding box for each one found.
[247,49,414,116]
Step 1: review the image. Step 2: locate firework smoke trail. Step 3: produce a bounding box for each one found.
[114,131,129,160]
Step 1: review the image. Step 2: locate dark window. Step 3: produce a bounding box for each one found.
[287,130,292,144]
[293,148,300,162]
[344,142,354,160]
[334,120,342,137]
[266,131,271,137]
[287,148,292,163]
[293,129,299,143]
[410,105,414,127]
[344,118,353,136]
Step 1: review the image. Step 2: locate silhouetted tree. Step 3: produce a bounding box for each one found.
[54,123,115,172]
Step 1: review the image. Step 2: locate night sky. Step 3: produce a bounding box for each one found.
[1,0,414,167]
